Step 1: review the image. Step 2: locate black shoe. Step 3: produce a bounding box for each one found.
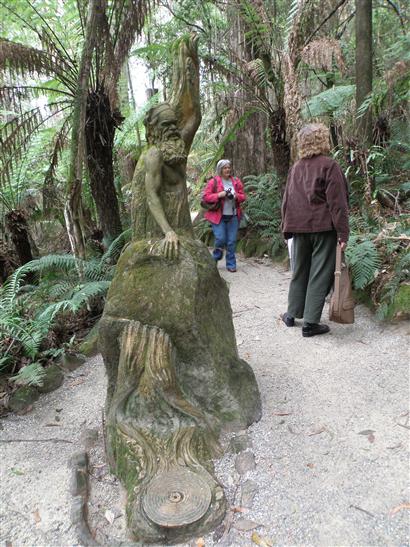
[302,323,330,337]
[281,312,295,327]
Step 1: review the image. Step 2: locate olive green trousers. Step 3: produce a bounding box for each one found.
[287,231,337,324]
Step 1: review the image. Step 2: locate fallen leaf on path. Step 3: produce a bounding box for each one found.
[196,538,205,547]
[273,412,292,416]
[231,506,246,513]
[68,378,85,388]
[306,463,315,469]
[251,531,274,546]
[233,518,261,531]
[386,443,402,450]
[367,432,375,443]
[390,503,410,516]
[104,509,115,525]
[308,427,326,436]
[33,509,41,524]
[5,541,12,547]
[10,467,24,476]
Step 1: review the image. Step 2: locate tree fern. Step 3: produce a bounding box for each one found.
[345,236,381,289]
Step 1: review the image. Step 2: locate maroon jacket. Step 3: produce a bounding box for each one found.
[281,155,349,242]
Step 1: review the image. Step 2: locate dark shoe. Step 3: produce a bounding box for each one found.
[302,323,330,337]
[280,312,295,327]
[227,268,237,272]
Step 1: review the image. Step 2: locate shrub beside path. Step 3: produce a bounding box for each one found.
[0,256,409,546]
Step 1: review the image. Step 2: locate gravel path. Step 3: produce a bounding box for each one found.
[1,256,409,546]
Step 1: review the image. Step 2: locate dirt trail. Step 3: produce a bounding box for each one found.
[1,256,409,546]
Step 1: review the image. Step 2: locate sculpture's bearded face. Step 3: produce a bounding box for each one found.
[145,106,187,166]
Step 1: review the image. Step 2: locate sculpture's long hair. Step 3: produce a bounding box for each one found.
[298,123,330,159]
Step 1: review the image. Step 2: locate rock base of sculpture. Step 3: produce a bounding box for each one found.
[99,237,261,542]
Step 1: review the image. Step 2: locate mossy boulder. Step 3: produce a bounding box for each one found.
[78,323,100,357]
[60,352,87,372]
[37,364,64,393]
[387,283,410,320]
[8,386,39,413]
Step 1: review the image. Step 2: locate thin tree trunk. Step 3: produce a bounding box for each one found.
[65,0,99,259]
[355,0,373,145]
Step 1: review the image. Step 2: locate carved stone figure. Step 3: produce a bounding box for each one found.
[99,35,261,543]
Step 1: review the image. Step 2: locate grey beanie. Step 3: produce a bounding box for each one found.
[216,159,231,176]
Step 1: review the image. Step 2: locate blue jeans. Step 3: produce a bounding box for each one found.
[211,215,239,269]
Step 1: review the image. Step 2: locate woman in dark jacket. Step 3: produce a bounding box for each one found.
[281,123,349,337]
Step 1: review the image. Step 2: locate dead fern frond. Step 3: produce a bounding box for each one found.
[0,103,72,188]
[107,0,156,106]
[0,39,71,80]
[43,118,71,212]
[301,37,345,72]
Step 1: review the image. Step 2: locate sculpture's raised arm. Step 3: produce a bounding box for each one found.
[169,34,201,151]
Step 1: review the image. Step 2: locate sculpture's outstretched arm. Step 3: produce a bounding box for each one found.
[169,34,201,152]
[145,147,179,258]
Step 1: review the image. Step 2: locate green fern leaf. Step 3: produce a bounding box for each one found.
[10,362,46,387]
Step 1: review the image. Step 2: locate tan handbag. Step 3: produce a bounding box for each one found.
[329,244,355,324]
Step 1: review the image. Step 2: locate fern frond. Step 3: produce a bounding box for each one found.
[302,85,355,119]
[0,313,50,358]
[345,237,381,289]
[247,59,270,89]
[38,280,110,321]
[10,362,46,387]
[100,228,132,266]
[0,38,70,78]
[0,102,72,188]
[43,117,72,210]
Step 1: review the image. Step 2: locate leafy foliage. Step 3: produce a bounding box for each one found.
[303,85,355,118]
[243,172,284,256]
[10,362,46,387]
[345,236,381,290]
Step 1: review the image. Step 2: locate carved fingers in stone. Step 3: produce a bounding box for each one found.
[162,230,179,260]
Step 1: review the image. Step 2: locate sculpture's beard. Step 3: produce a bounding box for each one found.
[159,137,187,166]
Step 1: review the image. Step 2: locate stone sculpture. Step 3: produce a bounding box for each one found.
[99,35,261,543]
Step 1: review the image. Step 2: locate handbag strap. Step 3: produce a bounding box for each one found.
[334,244,342,311]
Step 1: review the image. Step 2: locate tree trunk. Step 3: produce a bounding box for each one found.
[355,0,373,145]
[85,88,123,247]
[5,210,34,265]
[65,0,100,259]
[223,7,273,176]
[269,107,290,181]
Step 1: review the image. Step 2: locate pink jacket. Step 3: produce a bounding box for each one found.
[203,176,246,224]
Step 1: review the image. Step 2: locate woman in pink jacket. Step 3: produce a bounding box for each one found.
[203,159,246,272]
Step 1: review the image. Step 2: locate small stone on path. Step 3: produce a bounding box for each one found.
[230,433,251,454]
[234,518,262,531]
[235,451,256,474]
[240,479,259,508]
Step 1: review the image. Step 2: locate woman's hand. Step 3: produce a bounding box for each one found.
[339,240,347,251]
[218,191,226,198]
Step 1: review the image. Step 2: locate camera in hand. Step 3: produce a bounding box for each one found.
[225,187,234,200]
